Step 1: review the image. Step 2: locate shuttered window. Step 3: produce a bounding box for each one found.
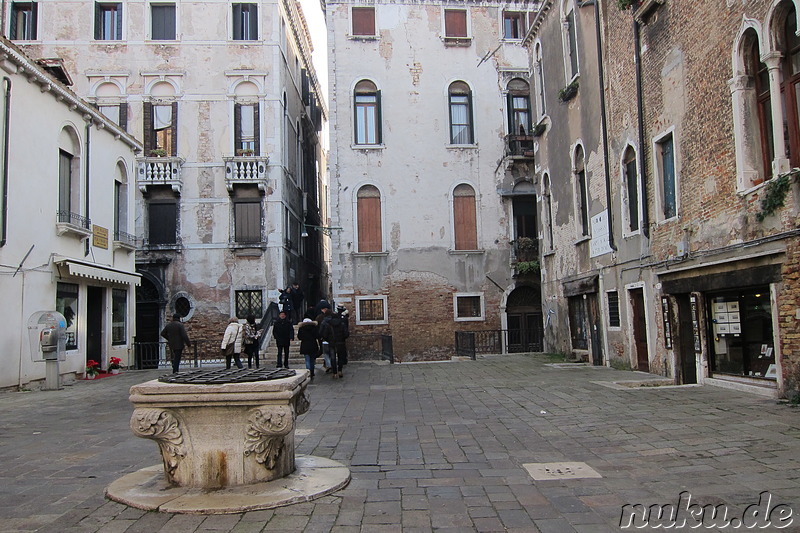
[624,147,639,232]
[352,6,375,36]
[453,184,477,250]
[148,202,177,244]
[444,9,467,38]
[357,185,382,252]
[234,201,261,243]
[233,3,258,40]
[151,3,176,40]
[10,2,37,40]
[95,3,122,40]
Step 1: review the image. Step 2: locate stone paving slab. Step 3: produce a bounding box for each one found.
[1,355,799,531]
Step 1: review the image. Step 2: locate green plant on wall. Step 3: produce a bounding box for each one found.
[616,0,637,10]
[558,79,579,102]
[756,170,798,222]
[515,260,540,275]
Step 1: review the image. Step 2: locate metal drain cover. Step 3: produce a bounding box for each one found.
[522,461,602,481]
[159,367,296,384]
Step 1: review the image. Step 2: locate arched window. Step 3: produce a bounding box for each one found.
[562,0,579,81]
[623,146,640,233]
[114,162,129,240]
[507,78,531,135]
[357,185,382,252]
[453,184,477,250]
[354,80,381,145]
[542,173,554,251]
[448,81,473,144]
[574,146,589,237]
[534,42,546,121]
[747,32,773,178]
[781,5,800,167]
[58,126,81,224]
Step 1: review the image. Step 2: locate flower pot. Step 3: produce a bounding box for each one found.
[86,374,97,380]
[110,368,120,375]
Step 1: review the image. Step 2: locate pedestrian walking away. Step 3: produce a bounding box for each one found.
[160,313,190,373]
[221,317,244,369]
[297,318,319,379]
[335,305,350,369]
[314,302,334,374]
[317,303,342,378]
[243,314,261,368]
[273,310,295,368]
[289,282,305,324]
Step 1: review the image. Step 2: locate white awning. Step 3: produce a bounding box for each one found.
[54,257,141,287]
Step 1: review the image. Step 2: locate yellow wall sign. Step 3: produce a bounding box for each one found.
[93,225,109,249]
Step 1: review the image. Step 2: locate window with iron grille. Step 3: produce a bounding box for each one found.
[357,296,387,324]
[607,291,620,328]
[235,290,263,319]
[455,294,484,321]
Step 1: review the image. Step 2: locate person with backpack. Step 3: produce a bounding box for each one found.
[243,314,261,368]
[335,305,350,368]
[315,303,341,378]
[273,310,295,368]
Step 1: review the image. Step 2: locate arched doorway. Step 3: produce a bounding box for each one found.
[507,286,543,352]
[135,274,164,369]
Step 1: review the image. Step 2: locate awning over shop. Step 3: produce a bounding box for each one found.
[54,257,141,286]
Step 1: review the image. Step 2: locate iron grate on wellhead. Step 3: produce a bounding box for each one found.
[159,368,297,384]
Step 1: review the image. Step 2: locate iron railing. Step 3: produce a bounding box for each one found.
[56,210,91,229]
[455,329,544,360]
[134,339,228,370]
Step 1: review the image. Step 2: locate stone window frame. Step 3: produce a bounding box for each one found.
[533,40,547,123]
[350,6,376,38]
[355,295,388,325]
[560,0,580,85]
[652,127,680,224]
[453,292,485,322]
[541,172,555,254]
[620,143,643,237]
[450,182,481,251]
[572,143,590,241]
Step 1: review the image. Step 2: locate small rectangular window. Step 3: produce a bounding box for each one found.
[351,6,375,36]
[607,291,621,328]
[235,289,263,319]
[455,293,484,321]
[658,134,677,219]
[10,2,37,40]
[112,288,127,345]
[232,3,258,40]
[148,201,177,245]
[357,296,387,324]
[234,200,261,243]
[151,3,176,40]
[95,3,122,40]
[503,11,525,40]
[444,9,467,38]
[56,282,79,350]
[234,103,258,153]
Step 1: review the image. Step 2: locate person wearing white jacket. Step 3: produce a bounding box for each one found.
[221,317,244,369]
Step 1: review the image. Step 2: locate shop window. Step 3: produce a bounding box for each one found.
[56,282,78,350]
[448,81,473,145]
[356,295,387,324]
[232,3,258,40]
[10,2,37,40]
[352,6,375,36]
[357,185,382,252]
[454,293,484,321]
[453,184,478,250]
[95,3,122,40]
[444,8,468,38]
[151,3,176,40]
[235,289,263,319]
[112,288,126,345]
[708,289,774,380]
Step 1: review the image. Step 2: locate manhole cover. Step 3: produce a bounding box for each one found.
[522,462,602,481]
[159,368,296,384]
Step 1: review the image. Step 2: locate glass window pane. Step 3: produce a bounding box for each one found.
[112,288,126,345]
[56,283,78,350]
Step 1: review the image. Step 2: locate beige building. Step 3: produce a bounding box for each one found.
[326,0,542,360]
[7,0,329,358]
[0,37,142,389]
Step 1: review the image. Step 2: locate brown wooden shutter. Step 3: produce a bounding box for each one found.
[118,102,128,131]
[352,7,375,36]
[445,10,467,38]
[142,102,153,152]
[454,187,477,250]
[357,196,381,252]
[234,103,242,150]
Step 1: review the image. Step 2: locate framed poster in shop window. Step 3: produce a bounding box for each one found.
[690,294,701,354]
[660,296,673,349]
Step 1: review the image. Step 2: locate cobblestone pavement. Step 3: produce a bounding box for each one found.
[1,354,799,532]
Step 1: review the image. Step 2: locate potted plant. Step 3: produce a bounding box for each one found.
[558,79,579,103]
[149,148,168,157]
[236,148,255,156]
[85,360,100,379]
[108,357,122,375]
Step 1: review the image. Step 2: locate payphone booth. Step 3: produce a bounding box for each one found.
[27,311,68,390]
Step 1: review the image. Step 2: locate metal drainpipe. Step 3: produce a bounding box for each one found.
[591,0,616,250]
[1,77,10,247]
[84,119,90,256]
[633,17,650,238]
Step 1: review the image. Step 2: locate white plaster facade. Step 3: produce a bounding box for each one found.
[0,38,142,389]
[326,0,542,359]
[8,0,329,347]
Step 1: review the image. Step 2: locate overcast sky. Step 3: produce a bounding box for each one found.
[299,0,329,97]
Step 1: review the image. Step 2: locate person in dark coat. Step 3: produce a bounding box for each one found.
[243,314,261,368]
[335,305,350,368]
[316,303,343,378]
[161,313,190,373]
[303,305,318,321]
[272,310,295,368]
[297,318,319,378]
[289,282,305,324]
[314,302,335,375]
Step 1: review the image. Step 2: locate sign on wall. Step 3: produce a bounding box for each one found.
[92,225,109,249]
[590,210,613,257]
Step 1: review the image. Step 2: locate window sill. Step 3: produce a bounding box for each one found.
[455,316,485,322]
[351,144,385,151]
[146,39,179,43]
[56,223,93,239]
[573,236,590,246]
[500,37,524,43]
[356,320,388,326]
[446,144,478,150]
[141,244,181,252]
[113,240,137,253]
[449,249,485,255]
[353,251,388,257]
[543,250,556,257]
[348,34,379,41]
[443,37,472,47]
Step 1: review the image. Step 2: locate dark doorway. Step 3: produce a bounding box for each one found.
[86,286,103,365]
[675,295,698,384]
[630,288,649,372]
[507,286,543,352]
[135,275,163,369]
[587,293,603,366]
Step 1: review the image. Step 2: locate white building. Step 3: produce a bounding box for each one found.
[8,0,328,356]
[326,0,542,359]
[0,37,142,389]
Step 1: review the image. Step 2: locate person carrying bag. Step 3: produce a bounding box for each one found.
[221,317,244,369]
